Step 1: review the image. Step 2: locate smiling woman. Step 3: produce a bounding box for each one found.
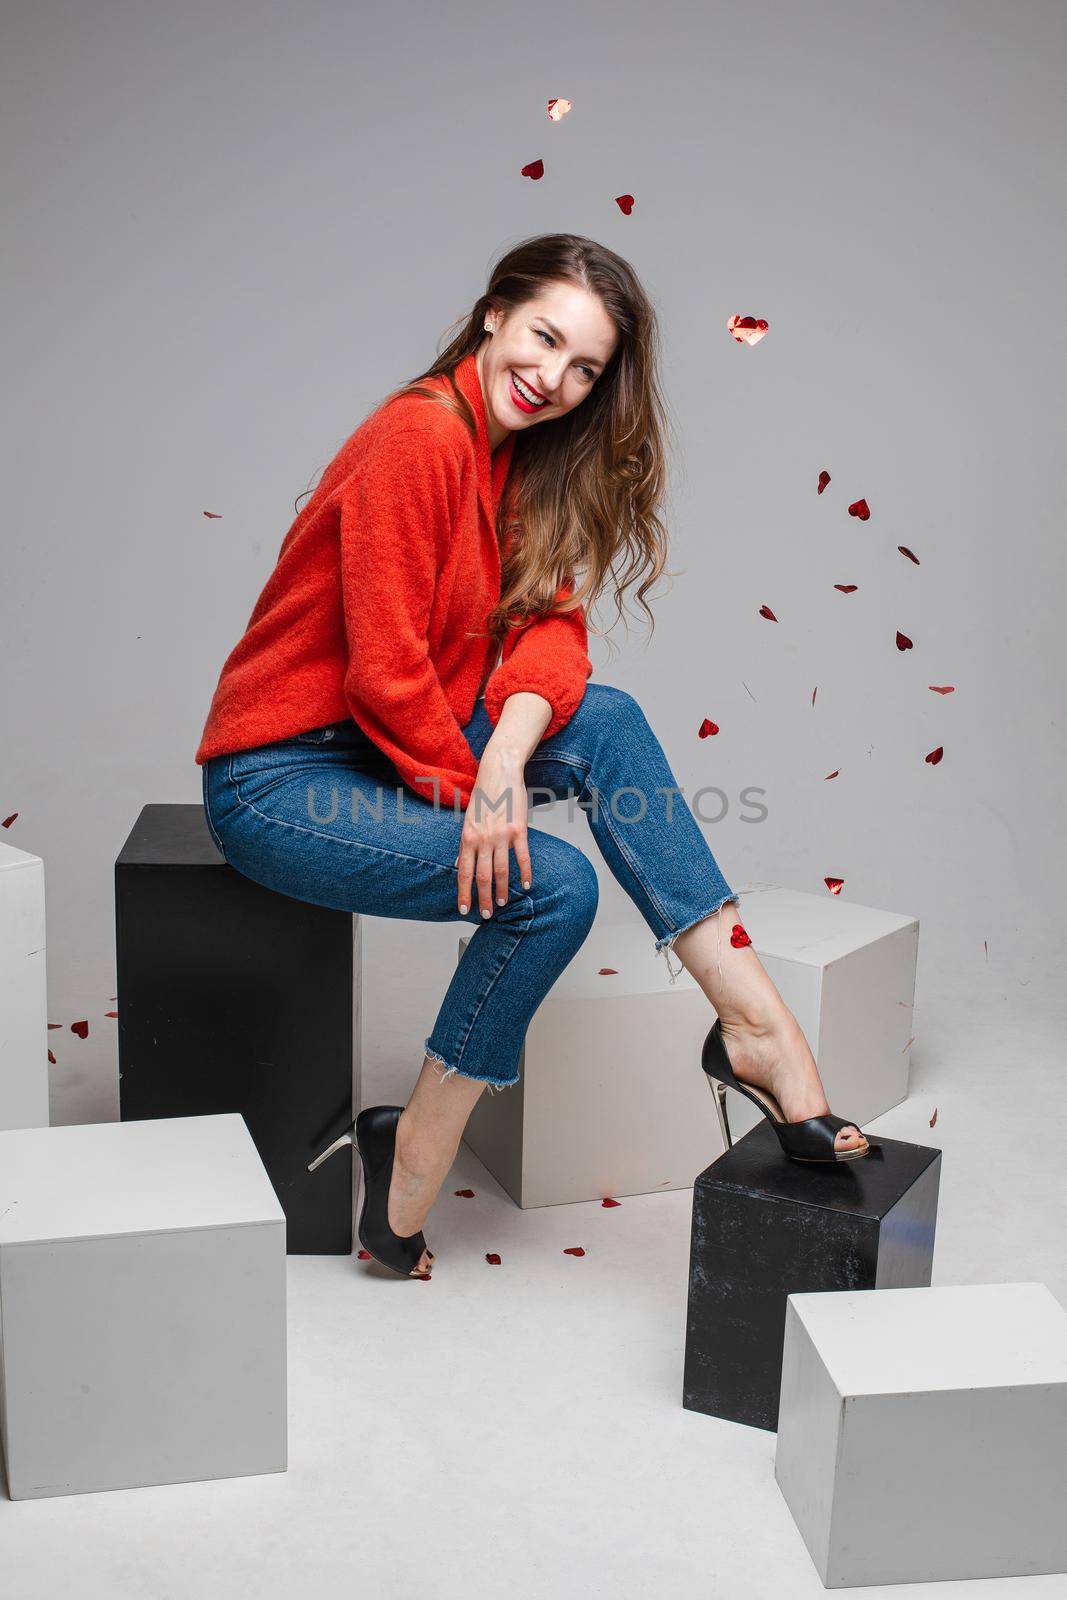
[195,231,871,1282]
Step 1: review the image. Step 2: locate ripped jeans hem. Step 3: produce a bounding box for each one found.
[423,1039,520,1095]
[654,892,743,985]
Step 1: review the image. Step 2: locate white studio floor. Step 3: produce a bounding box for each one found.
[4,959,1066,1600]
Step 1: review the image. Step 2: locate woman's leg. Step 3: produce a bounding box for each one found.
[202,721,601,1265]
[496,684,867,1153]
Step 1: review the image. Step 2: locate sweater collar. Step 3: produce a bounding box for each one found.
[451,348,516,526]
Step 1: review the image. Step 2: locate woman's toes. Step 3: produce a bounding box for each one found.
[836,1125,867,1151]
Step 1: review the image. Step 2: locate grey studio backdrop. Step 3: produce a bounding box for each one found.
[3,1,1064,1127]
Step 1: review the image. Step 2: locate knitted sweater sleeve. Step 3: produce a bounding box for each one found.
[338,426,481,810]
[482,575,593,740]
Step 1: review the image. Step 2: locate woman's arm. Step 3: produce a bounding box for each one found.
[338,426,481,809]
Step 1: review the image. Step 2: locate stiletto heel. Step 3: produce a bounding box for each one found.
[307,1105,434,1276]
[701,1017,881,1163]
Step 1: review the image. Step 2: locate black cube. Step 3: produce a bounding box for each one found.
[683,1122,941,1431]
[115,804,361,1255]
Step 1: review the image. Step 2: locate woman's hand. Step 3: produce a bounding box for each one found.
[456,741,533,918]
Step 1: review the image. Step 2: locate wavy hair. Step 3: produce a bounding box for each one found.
[390,234,679,659]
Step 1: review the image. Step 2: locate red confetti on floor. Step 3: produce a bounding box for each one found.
[71,1020,89,1039]
[896,630,913,651]
[824,769,840,780]
[597,967,618,975]
[825,877,844,894]
[614,194,634,214]
[563,1246,586,1257]
[698,718,719,737]
[833,584,858,594]
[486,1252,502,1265]
[848,498,871,520]
[520,159,544,179]
[601,1198,621,1208]
[925,746,944,764]
[898,545,920,563]
[817,471,831,493]
[929,685,955,694]
[547,98,572,121]
[2,814,17,829]
[453,1188,475,1198]
[929,1107,938,1127]
[759,604,778,621]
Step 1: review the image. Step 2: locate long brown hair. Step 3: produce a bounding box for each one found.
[399,234,680,658]
[298,234,677,656]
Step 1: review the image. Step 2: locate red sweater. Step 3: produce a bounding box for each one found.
[194,349,593,809]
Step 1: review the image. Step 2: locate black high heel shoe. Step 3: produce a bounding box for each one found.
[701,1017,881,1163]
[307,1105,434,1276]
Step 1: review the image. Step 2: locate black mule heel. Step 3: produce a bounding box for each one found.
[701,1017,881,1163]
[307,1105,434,1276]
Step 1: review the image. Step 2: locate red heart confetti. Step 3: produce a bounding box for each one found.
[71,1020,89,1039]
[929,1107,938,1127]
[825,877,844,894]
[203,511,222,519]
[824,769,840,780]
[563,1246,586,1257]
[547,98,572,120]
[614,194,635,214]
[925,746,944,764]
[698,718,719,737]
[486,1252,502,1265]
[105,1011,118,1019]
[984,939,988,958]
[357,1249,372,1259]
[896,630,913,651]
[47,1049,56,1065]
[520,159,544,180]
[898,545,920,564]
[833,584,858,593]
[817,470,831,493]
[601,1198,621,1208]
[48,1022,62,1030]
[2,814,17,829]
[729,923,751,948]
[811,686,818,706]
[454,1188,475,1198]
[727,314,769,346]
[759,604,777,621]
[597,967,618,975]
[929,685,955,694]
[848,498,871,520]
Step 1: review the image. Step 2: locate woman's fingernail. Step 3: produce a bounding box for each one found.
[522,880,531,889]
[497,896,506,906]
[459,903,468,913]
[482,907,492,918]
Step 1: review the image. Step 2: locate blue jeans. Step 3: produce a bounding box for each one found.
[201,682,739,1092]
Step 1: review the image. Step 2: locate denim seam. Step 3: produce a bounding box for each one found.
[436,897,534,1080]
[225,755,469,880]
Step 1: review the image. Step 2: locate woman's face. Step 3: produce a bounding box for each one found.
[476,281,619,449]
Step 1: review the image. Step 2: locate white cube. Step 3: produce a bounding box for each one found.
[460,884,918,1208]
[0,1114,287,1499]
[0,839,48,1131]
[775,1282,1067,1586]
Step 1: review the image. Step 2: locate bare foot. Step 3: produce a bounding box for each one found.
[386,1120,449,1275]
[717,1011,869,1154]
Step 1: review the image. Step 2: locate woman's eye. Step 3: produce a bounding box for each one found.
[535,328,594,381]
